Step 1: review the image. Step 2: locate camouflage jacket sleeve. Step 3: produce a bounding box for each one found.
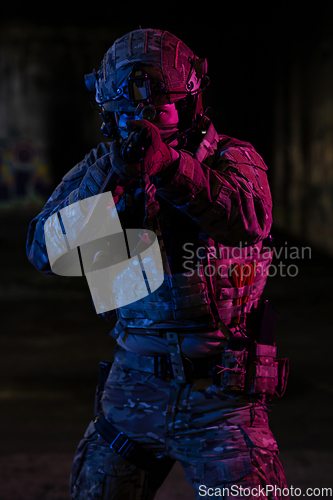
[155,133,273,247]
[26,143,112,274]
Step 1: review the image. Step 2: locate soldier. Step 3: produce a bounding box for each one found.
[27,29,289,500]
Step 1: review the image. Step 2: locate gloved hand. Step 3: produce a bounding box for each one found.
[110,119,179,181]
[78,154,126,203]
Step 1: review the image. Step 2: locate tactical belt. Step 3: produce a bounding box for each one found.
[153,352,226,383]
[113,347,230,384]
[123,322,218,336]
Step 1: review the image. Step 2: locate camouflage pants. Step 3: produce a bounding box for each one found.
[70,347,289,500]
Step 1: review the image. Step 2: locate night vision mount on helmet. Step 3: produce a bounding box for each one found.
[84,29,210,146]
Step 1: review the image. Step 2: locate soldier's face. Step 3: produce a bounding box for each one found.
[117,103,179,141]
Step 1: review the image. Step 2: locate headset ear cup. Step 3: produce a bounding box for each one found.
[193,93,203,122]
[201,75,210,89]
[175,96,193,132]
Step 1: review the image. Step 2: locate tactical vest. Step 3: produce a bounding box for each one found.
[115,240,273,331]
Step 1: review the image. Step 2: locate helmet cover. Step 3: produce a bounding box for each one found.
[91,29,207,110]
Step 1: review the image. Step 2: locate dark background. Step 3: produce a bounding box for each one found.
[1,3,333,499]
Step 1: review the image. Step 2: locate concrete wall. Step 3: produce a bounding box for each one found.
[272,23,333,256]
[0,22,123,207]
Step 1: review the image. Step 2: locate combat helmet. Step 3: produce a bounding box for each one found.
[84,28,209,144]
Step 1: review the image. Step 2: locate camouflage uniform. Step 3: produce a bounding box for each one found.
[70,347,288,500]
[26,29,289,500]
